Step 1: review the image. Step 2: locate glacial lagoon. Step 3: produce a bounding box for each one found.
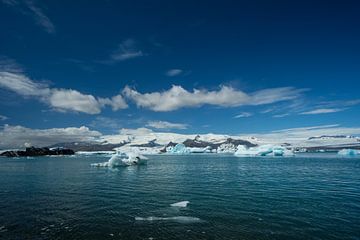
[0,153,359,240]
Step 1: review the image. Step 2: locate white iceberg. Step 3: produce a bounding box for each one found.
[170,201,189,207]
[217,143,237,153]
[91,151,147,168]
[338,149,359,156]
[188,146,212,153]
[235,144,294,157]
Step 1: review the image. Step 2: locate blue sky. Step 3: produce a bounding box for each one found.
[0,0,360,135]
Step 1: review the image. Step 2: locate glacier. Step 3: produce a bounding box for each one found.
[235,144,295,157]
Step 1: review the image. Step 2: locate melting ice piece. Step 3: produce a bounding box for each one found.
[338,149,359,156]
[90,151,147,168]
[170,201,190,207]
[135,216,201,223]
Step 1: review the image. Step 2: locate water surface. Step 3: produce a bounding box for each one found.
[0,154,359,240]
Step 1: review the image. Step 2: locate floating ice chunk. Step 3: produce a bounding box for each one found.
[235,144,294,157]
[167,143,191,154]
[188,146,212,153]
[135,216,201,223]
[91,151,147,168]
[217,143,237,153]
[338,149,359,156]
[170,201,189,207]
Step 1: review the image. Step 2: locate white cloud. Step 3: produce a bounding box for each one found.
[123,85,305,112]
[0,72,49,97]
[2,0,55,34]
[0,56,24,73]
[49,89,102,114]
[234,112,252,118]
[300,108,345,115]
[166,69,183,77]
[25,0,55,34]
[98,94,128,111]
[146,120,188,130]
[0,124,101,149]
[110,39,144,61]
[0,71,127,114]
[272,113,290,118]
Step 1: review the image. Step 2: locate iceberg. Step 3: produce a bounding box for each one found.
[235,144,294,157]
[167,143,214,154]
[91,151,147,168]
[217,143,237,153]
[167,143,191,154]
[337,149,359,156]
[170,201,189,208]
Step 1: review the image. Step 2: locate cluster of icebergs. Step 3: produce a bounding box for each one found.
[165,143,295,157]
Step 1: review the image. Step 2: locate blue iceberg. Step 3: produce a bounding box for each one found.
[337,149,359,156]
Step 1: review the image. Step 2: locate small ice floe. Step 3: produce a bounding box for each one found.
[170,201,189,208]
[135,216,201,223]
[90,150,147,168]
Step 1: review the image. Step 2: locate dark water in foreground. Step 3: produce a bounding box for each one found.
[0,154,359,240]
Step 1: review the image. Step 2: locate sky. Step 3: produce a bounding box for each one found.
[0,0,360,145]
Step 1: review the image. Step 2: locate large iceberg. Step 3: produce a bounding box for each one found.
[337,149,359,156]
[166,143,190,154]
[235,144,294,157]
[217,143,237,153]
[91,151,147,168]
[166,143,214,154]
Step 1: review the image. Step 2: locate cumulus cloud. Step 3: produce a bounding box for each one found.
[300,108,345,115]
[123,85,305,112]
[0,71,127,114]
[165,69,183,77]
[0,72,49,97]
[234,112,252,118]
[1,0,55,34]
[110,39,144,61]
[146,120,188,130]
[0,124,101,149]
[49,89,103,114]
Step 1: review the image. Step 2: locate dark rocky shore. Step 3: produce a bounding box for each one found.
[0,147,75,157]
